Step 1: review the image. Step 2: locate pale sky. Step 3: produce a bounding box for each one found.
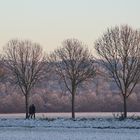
[0,0,140,52]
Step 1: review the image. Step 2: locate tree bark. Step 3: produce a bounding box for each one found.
[25,94,29,119]
[72,93,75,119]
[71,86,76,119]
[123,95,127,118]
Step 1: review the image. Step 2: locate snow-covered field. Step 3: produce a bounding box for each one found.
[0,117,140,140]
[0,117,140,129]
[0,127,140,140]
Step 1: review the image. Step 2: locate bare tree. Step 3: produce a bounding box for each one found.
[4,39,46,119]
[94,25,140,118]
[49,39,95,118]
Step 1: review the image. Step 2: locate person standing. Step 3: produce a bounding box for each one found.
[29,104,33,119]
[32,104,36,119]
[28,104,36,119]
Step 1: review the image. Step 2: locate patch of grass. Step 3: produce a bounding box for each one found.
[128,115,140,120]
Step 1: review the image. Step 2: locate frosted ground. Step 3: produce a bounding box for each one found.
[0,127,140,140]
[0,113,140,140]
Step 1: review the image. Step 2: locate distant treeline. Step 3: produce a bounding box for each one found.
[0,66,139,113]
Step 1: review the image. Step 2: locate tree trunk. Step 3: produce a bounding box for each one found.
[72,92,75,119]
[25,94,29,119]
[71,85,76,119]
[123,95,127,118]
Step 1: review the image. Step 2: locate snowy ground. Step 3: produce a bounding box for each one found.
[0,118,140,129]
[0,127,140,140]
[0,118,140,140]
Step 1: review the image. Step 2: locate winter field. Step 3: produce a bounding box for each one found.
[0,113,140,140]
